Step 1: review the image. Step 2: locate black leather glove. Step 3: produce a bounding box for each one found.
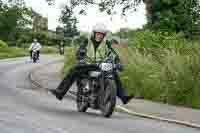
[116,63,123,71]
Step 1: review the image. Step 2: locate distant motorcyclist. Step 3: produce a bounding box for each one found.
[29,39,42,60]
[49,23,133,104]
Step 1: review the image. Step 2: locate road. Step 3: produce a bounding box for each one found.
[0,55,199,133]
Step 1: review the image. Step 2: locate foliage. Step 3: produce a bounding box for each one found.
[40,46,58,54]
[16,31,65,47]
[45,0,142,15]
[0,39,8,48]
[115,47,200,108]
[118,29,200,48]
[145,0,200,37]
[46,0,200,38]
[62,48,77,77]
[60,5,79,38]
[0,0,32,42]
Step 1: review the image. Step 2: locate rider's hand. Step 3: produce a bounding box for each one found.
[116,63,123,71]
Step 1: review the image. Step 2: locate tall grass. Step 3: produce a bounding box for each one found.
[114,46,200,108]
[61,48,77,78]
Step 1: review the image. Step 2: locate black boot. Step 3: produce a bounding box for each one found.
[122,95,134,105]
[49,89,64,101]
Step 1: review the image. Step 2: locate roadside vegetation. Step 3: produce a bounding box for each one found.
[62,30,200,109]
[115,45,200,108]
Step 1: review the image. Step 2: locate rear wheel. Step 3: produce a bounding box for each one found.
[101,79,116,118]
[76,79,89,112]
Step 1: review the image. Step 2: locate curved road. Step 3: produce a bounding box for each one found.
[0,55,199,133]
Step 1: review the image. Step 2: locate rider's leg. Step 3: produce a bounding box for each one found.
[37,51,40,60]
[115,74,134,104]
[50,65,78,100]
[30,50,32,59]
[50,64,98,100]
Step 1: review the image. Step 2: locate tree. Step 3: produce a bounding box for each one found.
[46,0,143,15]
[0,0,32,44]
[144,0,200,37]
[60,5,79,38]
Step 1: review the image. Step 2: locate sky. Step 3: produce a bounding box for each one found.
[24,0,147,32]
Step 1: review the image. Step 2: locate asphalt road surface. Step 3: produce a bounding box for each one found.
[0,55,200,133]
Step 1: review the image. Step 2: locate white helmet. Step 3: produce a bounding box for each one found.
[92,23,108,35]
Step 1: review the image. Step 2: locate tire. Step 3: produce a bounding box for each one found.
[33,53,37,63]
[33,57,37,63]
[101,79,117,118]
[76,79,89,112]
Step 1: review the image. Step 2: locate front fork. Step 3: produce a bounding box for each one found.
[99,71,114,109]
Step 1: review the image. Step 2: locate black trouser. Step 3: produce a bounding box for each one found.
[55,64,128,101]
[30,50,40,59]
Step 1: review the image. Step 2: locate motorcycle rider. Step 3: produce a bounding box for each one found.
[49,23,133,104]
[29,39,42,60]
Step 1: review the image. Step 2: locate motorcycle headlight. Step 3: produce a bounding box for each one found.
[100,63,113,71]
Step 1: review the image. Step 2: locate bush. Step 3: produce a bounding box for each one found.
[0,40,8,48]
[126,30,199,48]
[16,31,65,48]
[40,46,58,54]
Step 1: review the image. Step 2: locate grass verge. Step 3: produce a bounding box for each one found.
[0,46,59,59]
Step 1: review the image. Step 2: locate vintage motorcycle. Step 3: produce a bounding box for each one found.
[32,50,38,63]
[76,50,122,118]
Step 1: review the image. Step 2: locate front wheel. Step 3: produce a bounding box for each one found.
[76,79,89,112]
[100,79,117,118]
[32,53,37,63]
[33,57,37,63]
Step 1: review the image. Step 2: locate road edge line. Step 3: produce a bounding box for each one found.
[116,105,200,129]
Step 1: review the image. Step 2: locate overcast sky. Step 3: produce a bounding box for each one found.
[24,0,147,32]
